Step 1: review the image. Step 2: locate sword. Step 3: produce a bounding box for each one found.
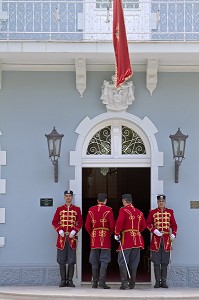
[75,235,79,279]
[119,240,131,279]
[168,237,173,270]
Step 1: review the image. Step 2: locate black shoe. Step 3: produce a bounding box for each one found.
[119,284,129,290]
[161,281,168,288]
[59,280,67,287]
[98,282,110,289]
[68,280,75,287]
[129,282,135,289]
[154,281,161,288]
[92,281,98,288]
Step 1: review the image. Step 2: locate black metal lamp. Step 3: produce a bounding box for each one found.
[45,127,64,182]
[169,128,188,183]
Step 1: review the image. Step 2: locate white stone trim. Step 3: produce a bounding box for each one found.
[69,111,164,285]
[0,146,6,194]
[0,179,6,193]
[0,150,6,165]
[0,207,5,248]
[0,207,5,223]
[0,237,5,247]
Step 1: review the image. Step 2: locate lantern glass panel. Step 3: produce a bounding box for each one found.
[172,139,185,158]
[55,138,61,157]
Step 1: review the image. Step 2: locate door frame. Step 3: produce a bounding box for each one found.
[69,111,164,285]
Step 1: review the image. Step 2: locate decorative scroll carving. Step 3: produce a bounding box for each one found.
[100,75,135,111]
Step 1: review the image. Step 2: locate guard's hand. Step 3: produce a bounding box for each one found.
[59,230,65,237]
[114,235,121,241]
[154,229,163,237]
[170,233,175,241]
[69,230,76,238]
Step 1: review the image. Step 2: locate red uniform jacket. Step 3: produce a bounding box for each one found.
[146,207,178,252]
[115,204,146,251]
[52,204,83,250]
[85,203,115,249]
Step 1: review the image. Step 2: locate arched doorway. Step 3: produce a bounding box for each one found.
[69,112,163,285]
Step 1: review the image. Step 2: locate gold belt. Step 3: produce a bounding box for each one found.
[122,229,139,233]
[93,227,109,231]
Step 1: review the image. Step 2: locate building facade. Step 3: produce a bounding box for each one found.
[0,0,199,287]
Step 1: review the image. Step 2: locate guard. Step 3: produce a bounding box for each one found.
[114,194,146,290]
[52,190,83,287]
[85,193,115,289]
[146,195,178,288]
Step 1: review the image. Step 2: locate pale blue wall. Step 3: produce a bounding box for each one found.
[0,71,199,285]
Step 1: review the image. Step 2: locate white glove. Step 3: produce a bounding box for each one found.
[154,229,163,237]
[170,233,175,241]
[59,230,65,237]
[69,230,76,238]
[114,235,121,241]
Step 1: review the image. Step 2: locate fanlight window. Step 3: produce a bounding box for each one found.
[87,126,111,155]
[122,126,146,154]
[87,125,146,155]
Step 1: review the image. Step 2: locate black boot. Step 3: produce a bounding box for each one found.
[161,264,168,288]
[129,268,136,289]
[59,265,67,287]
[98,267,110,289]
[92,267,99,288]
[67,264,75,287]
[154,264,161,288]
[119,266,129,290]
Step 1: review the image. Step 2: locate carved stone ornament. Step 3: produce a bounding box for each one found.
[100,75,135,111]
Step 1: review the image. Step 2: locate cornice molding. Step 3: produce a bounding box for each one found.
[1,63,199,72]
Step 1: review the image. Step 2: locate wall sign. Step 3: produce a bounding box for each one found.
[190,201,199,209]
[40,198,53,207]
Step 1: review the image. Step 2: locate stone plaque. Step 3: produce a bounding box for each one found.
[40,198,53,207]
[190,201,199,209]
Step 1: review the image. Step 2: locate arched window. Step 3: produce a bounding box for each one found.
[86,125,146,155]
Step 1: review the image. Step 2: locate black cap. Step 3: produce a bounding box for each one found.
[157,194,166,200]
[122,194,132,201]
[64,190,73,196]
[98,193,107,201]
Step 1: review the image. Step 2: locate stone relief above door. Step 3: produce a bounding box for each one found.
[100,75,135,111]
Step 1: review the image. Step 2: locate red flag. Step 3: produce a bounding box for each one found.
[113,0,132,88]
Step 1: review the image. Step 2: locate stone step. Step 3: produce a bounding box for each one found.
[0,285,199,300]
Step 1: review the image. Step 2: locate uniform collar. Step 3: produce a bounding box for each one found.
[125,203,133,208]
[157,207,166,211]
[64,203,73,208]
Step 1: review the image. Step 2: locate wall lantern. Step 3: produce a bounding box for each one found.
[45,127,64,183]
[169,128,188,183]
